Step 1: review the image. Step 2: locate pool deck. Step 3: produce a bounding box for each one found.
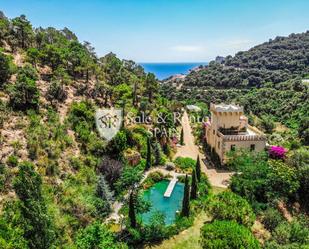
[164,178,178,197]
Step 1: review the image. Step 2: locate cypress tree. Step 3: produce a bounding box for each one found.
[128,191,137,228]
[190,169,198,200]
[153,140,161,166]
[180,128,184,145]
[196,155,201,182]
[132,82,138,107]
[121,100,126,129]
[181,174,190,217]
[145,136,151,170]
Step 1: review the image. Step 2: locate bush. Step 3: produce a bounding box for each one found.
[75,222,128,249]
[208,191,255,227]
[261,207,284,231]
[267,220,309,248]
[174,157,196,171]
[200,220,261,249]
[6,155,18,167]
[142,171,165,189]
[107,130,128,156]
[46,80,67,103]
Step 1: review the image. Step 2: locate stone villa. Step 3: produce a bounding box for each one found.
[205,103,266,164]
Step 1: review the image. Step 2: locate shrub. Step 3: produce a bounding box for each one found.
[261,207,284,231]
[267,220,309,247]
[6,155,18,167]
[174,157,196,171]
[46,80,67,103]
[200,220,261,249]
[269,145,287,159]
[142,171,165,189]
[208,191,255,227]
[75,222,128,249]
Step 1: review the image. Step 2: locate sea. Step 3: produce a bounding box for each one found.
[139,62,208,80]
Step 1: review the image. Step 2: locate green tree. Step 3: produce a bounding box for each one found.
[8,64,39,110]
[260,115,275,133]
[12,161,55,249]
[180,128,184,145]
[200,220,261,249]
[196,155,201,182]
[181,174,190,217]
[208,191,255,227]
[153,141,162,166]
[75,221,128,249]
[190,169,198,200]
[145,72,158,103]
[129,190,137,228]
[0,12,10,45]
[26,47,40,67]
[145,136,152,170]
[0,52,11,87]
[11,15,34,49]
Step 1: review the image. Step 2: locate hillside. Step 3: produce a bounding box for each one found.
[0,10,309,249]
[179,31,309,89]
[162,32,309,143]
[0,11,170,248]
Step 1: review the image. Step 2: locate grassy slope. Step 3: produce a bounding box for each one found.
[146,212,209,249]
[146,187,225,249]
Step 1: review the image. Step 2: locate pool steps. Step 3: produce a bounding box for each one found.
[164,178,178,197]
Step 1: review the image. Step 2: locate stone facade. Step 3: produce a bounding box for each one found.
[205,103,266,164]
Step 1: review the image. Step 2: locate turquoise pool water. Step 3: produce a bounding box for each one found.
[141,180,184,225]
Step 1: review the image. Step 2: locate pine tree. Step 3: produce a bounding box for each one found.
[196,155,201,182]
[145,136,152,170]
[181,174,190,217]
[190,169,198,200]
[128,190,137,228]
[180,128,184,145]
[13,161,55,248]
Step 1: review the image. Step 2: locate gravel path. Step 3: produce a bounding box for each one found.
[174,111,233,188]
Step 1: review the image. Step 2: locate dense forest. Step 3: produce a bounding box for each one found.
[0,10,309,249]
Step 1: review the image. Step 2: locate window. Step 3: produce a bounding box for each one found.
[213,129,215,135]
[218,141,220,149]
[250,144,255,151]
[231,144,236,151]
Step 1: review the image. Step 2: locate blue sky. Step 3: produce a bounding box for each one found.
[1,0,309,62]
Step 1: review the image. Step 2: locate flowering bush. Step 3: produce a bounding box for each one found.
[269,146,287,159]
